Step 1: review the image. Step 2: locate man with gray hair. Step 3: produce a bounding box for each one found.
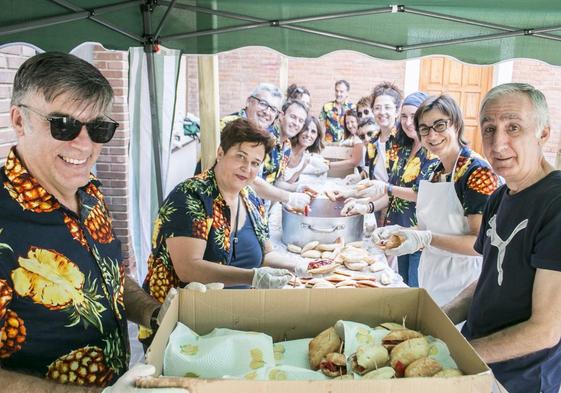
[0,52,182,392]
[444,83,561,393]
[198,83,311,211]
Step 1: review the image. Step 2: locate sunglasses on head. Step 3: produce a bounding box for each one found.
[357,108,370,118]
[19,104,118,144]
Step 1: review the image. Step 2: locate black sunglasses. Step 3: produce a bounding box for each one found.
[19,104,118,144]
[357,108,371,118]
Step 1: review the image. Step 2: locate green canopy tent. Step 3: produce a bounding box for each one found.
[2,0,561,279]
[3,0,561,201]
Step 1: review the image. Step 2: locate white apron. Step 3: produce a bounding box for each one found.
[416,162,482,306]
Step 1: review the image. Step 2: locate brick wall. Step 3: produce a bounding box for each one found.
[92,46,136,275]
[186,47,405,119]
[0,46,35,162]
[511,60,561,165]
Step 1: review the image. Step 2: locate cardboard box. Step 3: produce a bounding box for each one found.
[146,288,494,392]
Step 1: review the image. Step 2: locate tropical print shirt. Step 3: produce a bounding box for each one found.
[143,169,269,304]
[261,136,291,185]
[384,144,439,227]
[319,100,355,143]
[366,127,398,180]
[429,145,499,215]
[0,148,128,387]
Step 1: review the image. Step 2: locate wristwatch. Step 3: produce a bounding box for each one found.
[387,183,394,197]
[150,306,161,331]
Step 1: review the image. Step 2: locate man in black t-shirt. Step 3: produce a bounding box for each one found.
[443,83,561,393]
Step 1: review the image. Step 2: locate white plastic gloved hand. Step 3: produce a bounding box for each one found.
[293,258,311,278]
[344,173,362,185]
[341,199,370,216]
[332,186,356,200]
[252,267,293,288]
[356,179,387,199]
[371,225,405,244]
[384,228,432,257]
[286,192,311,211]
[102,364,188,393]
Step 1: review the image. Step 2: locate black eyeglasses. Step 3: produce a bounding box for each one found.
[418,119,450,137]
[357,108,371,118]
[249,95,280,116]
[19,104,118,143]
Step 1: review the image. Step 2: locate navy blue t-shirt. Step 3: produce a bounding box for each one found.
[462,171,561,393]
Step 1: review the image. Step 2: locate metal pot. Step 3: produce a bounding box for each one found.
[281,198,364,247]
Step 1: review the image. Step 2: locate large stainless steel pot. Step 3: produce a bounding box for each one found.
[281,198,364,247]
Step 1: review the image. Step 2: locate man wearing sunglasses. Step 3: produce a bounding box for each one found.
[0,53,182,392]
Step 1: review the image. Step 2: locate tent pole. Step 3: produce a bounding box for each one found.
[50,0,144,43]
[142,2,164,205]
[0,0,142,37]
[154,0,177,40]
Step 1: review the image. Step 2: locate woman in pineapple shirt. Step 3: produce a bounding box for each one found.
[140,119,307,344]
[375,95,499,306]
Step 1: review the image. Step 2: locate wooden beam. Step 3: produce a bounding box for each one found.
[197,55,220,171]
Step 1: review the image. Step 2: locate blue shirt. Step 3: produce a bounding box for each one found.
[463,171,561,393]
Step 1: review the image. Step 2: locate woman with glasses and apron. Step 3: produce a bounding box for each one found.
[376,95,499,306]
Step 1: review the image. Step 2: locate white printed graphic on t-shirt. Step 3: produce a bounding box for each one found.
[486,215,528,286]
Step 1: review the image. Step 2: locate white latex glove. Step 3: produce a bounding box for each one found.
[252,267,292,288]
[356,179,387,199]
[371,225,404,244]
[385,229,432,257]
[102,364,187,393]
[341,199,370,216]
[332,187,356,200]
[286,192,311,210]
[156,287,178,326]
[344,173,362,185]
[293,258,311,278]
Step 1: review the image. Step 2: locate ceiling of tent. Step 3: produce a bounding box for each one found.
[2,0,561,65]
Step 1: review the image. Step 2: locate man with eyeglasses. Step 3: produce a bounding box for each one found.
[319,80,355,143]
[203,84,311,212]
[0,53,183,392]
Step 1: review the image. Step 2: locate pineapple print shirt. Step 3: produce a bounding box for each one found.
[385,143,440,228]
[428,145,499,215]
[144,169,269,299]
[261,136,291,185]
[0,148,129,387]
[319,100,355,143]
[366,127,398,181]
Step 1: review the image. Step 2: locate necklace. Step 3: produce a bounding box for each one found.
[231,195,241,261]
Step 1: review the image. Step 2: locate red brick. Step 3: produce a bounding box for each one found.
[0,86,11,99]
[0,70,16,84]
[7,57,25,69]
[94,51,125,61]
[0,47,22,55]
[0,114,10,128]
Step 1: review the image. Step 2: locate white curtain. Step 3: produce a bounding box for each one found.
[128,47,181,282]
